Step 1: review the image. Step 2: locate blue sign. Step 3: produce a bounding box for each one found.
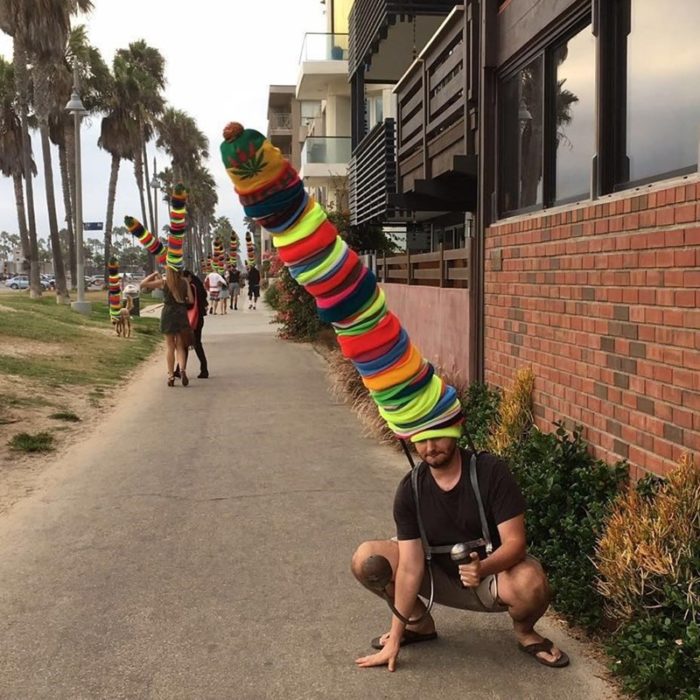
[83,222,104,231]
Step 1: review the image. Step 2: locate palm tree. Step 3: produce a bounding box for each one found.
[3,0,94,303]
[0,0,43,297]
[0,55,34,269]
[113,40,165,240]
[181,164,217,271]
[156,107,209,183]
[49,24,110,287]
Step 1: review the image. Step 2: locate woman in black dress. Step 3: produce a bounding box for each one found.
[140,268,194,386]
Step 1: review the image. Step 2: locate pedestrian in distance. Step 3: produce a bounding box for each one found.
[205,268,227,315]
[246,262,261,310]
[352,433,569,672]
[226,265,241,310]
[174,270,209,379]
[140,268,194,387]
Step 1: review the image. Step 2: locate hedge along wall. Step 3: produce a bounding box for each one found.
[485,178,700,479]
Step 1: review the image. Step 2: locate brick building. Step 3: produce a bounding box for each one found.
[345,0,699,478]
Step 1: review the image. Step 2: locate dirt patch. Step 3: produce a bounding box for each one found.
[1,339,65,358]
[0,304,18,313]
[0,373,119,515]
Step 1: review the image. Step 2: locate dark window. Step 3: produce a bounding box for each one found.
[624,0,700,183]
[499,56,544,213]
[499,20,594,215]
[553,27,596,202]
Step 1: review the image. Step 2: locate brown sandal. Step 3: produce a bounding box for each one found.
[167,375,175,387]
[371,630,438,650]
[518,638,570,668]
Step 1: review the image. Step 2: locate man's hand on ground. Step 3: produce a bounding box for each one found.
[458,552,481,588]
[355,638,400,671]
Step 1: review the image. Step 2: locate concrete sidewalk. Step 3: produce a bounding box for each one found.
[0,304,618,699]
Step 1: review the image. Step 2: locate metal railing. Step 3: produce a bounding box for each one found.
[301,136,352,165]
[269,112,292,130]
[299,32,349,62]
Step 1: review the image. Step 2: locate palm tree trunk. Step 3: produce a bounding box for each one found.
[39,125,70,303]
[142,138,155,233]
[58,139,76,288]
[12,173,30,269]
[103,153,120,282]
[13,41,41,298]
[132,143,153,274]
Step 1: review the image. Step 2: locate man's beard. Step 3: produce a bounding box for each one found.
[424,444,457,469]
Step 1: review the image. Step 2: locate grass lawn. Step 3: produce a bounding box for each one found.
[0,291,161,458]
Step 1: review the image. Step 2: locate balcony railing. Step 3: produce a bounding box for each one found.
[299,33,349,62]
[395,6,478,194]
[348,119,397,225]
[301,137,352,166]
[348,0,457,76]
[269,112,292,130]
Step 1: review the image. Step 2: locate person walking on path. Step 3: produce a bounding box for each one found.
[352,434,569,672]
[246,263,260,310]
[175,269,209,379]
[140,268,194,387]
[205,269,227,315]
[226,265,241,310]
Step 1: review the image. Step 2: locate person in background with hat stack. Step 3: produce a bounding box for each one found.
[139,185,193,387]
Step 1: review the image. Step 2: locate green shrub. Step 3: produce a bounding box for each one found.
[595,455,700,698]
[9,431,55,453]
[459,382,501,451]
[606,615,700,700]
[271,265,328,341]
[264,281,280,311]
[506,423,628,629]
[49,411,80,422]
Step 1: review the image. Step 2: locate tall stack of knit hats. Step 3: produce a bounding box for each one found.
[202,256,212,275]
[166,185,187,270]
[229,230,240,267]
[108,257,121,320]
[245,230,256,267]
[212,238,226,273]
[219,122,463,442]
[124,217,167,266]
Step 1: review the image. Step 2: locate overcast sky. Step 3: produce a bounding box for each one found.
[0,0,326,246]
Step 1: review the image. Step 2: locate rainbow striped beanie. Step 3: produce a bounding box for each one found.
[220,122,463,442]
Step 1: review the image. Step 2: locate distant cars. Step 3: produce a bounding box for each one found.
[5,275,50,290]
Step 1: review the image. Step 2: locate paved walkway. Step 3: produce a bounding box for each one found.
[0,305,618,699]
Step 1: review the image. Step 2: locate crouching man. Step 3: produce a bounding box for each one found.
[352,431,569,672]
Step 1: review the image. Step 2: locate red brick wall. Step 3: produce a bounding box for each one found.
[485,180,700,479]
[382,284,471,383]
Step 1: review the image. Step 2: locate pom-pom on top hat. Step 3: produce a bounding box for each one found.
[219,122,463,443]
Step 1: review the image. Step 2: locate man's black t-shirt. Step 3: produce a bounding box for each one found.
[393,449,526,560]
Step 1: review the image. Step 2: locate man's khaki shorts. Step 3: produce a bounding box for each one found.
[389,538,537,613]
[418,560,508,613]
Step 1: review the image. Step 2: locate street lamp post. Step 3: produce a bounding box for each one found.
[149,164,164,299]
[66,65,91,314]
[150,162,159,238]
